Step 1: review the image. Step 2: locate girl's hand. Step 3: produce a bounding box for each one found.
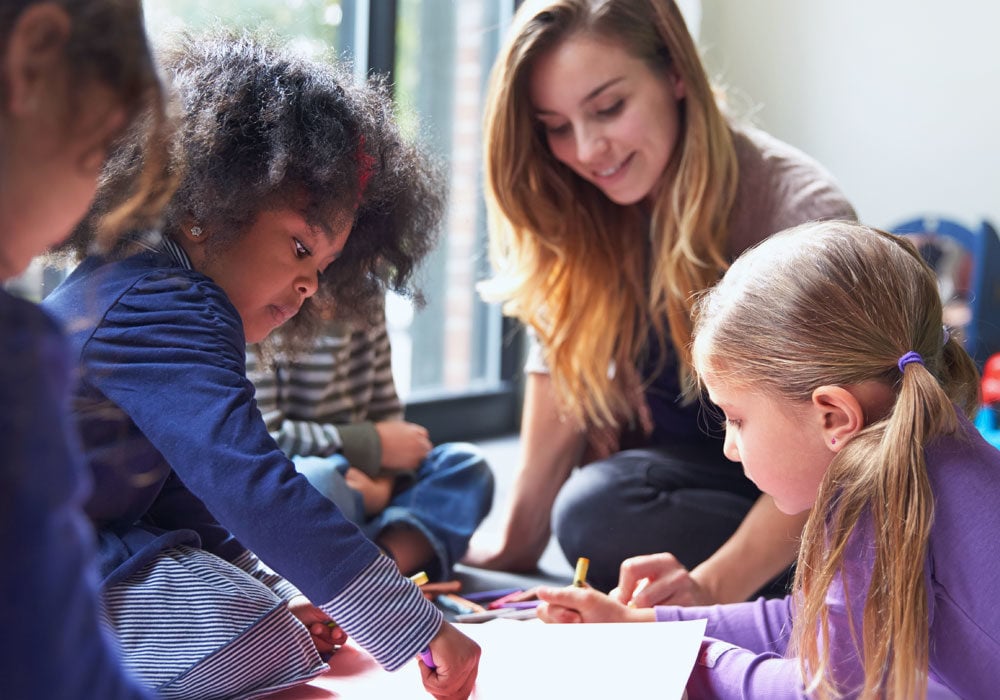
[609,552,711,608]
[343,468,394,516]
[287,595,348,655]
[376,420,432,470]
[536,585,654,624]
[418,621,480,700]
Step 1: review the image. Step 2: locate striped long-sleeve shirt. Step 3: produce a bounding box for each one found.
[246,309,402,477]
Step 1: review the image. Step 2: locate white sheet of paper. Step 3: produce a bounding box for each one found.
[264,618,706,699]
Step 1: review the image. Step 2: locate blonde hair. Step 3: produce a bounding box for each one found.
[481,0,737,428]
[691,221,980,698]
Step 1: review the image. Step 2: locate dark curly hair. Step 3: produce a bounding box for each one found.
[1,0,174,245]
[64,28,444,348]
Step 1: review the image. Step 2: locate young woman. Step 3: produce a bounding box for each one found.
[0,1,170,698]
[535,221,998,698]
[44,31,478,700]
[470,0,856,599]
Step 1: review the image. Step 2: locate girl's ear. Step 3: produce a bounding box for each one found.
[811,385,864,452]
[3,4,72,117]
[670,70,686,100]
[174,219,209,269]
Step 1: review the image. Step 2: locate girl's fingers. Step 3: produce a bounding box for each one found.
[537,602,582,624]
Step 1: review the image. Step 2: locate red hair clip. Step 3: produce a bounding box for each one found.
[355,134,376,199]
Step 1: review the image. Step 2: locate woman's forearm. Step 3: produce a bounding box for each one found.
[691,494,806,603]
[486,373,586,568]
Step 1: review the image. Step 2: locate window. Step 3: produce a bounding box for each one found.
[387,1,521,440]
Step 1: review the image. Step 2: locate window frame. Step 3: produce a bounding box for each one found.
[367,0,524,442]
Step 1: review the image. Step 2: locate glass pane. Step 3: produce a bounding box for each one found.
[390,0,511,401]
[143,0,360,60]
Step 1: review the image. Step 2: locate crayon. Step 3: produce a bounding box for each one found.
[436,593,487,615]
[419,648,436,669]
[498,600,541,610]
[419,580,463,596]
[462,587,523,603]
[486,589,524,610]
[454,607,539,623]
[573,557,590,588]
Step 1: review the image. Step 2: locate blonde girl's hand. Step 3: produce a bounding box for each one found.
[608,552,710,608]
[536,585,654,624]
[376,420,433,470]
[418,620,480,700]
[287,595,348,655]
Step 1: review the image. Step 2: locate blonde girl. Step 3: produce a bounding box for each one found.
[536,221,998,698]
[471,0,855,600]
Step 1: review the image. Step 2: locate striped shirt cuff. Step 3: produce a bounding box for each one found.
[231,549,303,602]
[320,554,442,671]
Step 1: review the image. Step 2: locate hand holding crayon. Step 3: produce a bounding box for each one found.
[609,552,712,607]
[417,621,481,699]
[536,584,655,624]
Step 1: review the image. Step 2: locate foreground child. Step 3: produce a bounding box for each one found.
[536,221,999,698]
[44,31,478,700]
[0,1,169,698]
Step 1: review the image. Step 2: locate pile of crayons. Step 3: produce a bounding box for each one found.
[411,578,541,623]
[410,557,591,623]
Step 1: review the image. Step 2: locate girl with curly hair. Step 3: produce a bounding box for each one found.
[44,30,479,700]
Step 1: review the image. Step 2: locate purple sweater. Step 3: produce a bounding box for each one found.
[656,416,1000,698]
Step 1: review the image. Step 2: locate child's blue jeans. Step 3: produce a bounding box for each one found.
[292,442,493,579]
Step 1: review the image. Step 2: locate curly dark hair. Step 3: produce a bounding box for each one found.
[64,28,444,348]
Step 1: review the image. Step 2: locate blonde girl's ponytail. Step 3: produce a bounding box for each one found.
[852,324,978,699]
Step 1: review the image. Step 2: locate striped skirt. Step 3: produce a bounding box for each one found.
[102,544,327,699]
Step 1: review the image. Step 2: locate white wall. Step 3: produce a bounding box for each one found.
[698,0,1000,230]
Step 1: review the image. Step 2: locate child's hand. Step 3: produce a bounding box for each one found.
[418,620,480,700]
[375,420,432,470]
[609,552,710,607]
[287,595,348,656]
[343,468,394,516]
[536,585,655,624]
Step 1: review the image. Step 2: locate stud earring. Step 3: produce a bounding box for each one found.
[831,437,837,445]
[190,226,203,238]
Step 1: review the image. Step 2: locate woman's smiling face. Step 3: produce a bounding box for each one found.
[528,32,685,206]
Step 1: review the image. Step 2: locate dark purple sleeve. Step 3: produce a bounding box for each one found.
[0,294,153,700]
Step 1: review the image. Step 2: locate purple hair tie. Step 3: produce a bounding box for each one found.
[898,351,924,372]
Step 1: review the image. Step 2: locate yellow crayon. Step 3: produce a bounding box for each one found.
[573,557,590,588]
